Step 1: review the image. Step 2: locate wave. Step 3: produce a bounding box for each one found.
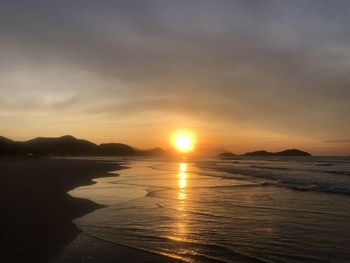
[269,180,350,195]
[295,159,350,164]
[250,165,350,176]
[82,227,266,263]
[198,161,350,196]
[315,163,334,166]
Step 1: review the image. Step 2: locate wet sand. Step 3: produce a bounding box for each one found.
[0,158,123,263]
[55,233,184,263]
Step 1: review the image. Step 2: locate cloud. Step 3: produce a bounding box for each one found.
[0,0,349,152]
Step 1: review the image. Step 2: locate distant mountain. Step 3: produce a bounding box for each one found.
[98,143,138,156]
[0,136,13,143]
[218,152,237,158]
[275,149,311,156]
[244,150,274,156]
[0,135,168,157]
[141,147,169,156]
[23,135,98,155]
[0,135,311,157]
[244,149,311,156]
[0,136,21,155]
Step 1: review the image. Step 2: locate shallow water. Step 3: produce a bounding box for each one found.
[69,158,350,262]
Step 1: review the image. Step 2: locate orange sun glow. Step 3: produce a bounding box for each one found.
[170,130,196,153]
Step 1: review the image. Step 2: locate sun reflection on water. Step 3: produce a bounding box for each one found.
[178,163,187,191]
[173,162,188,241]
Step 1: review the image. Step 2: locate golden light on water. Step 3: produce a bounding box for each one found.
[168,162,189,243]
[170,130,196,153]
[178,163,187,209]
[177,163,187,239]
[178,163,187,189]
[180,162,187,172]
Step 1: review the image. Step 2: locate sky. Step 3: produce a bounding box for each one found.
[0,0,349,155]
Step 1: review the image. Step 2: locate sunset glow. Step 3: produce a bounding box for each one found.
[171,130,196,153]
[2,2,350,263]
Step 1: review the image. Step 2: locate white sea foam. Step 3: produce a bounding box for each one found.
[199,156,350,195]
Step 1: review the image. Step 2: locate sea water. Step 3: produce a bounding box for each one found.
[68,157,350,262]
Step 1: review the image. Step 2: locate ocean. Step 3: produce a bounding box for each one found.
[65,156,350,262]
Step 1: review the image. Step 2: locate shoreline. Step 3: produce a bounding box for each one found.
[0,157,123,263]
[55,232,186,263]
[55,160,185,263]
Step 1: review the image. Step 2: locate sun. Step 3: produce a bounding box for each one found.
[170,130,196,153]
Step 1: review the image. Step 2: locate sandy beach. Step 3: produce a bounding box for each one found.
[0,158,123,263]
[1,156,350,262]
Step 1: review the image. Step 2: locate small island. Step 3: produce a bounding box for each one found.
[244,149,311,156]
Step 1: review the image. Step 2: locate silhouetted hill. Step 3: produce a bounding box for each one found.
[0,136,13,143]
[23,135,98,156]
[244,149,311,156]
[141,147,169,156]
[98,143,138,156]
[218,152,237,158]
[244,150,274,156]
[0,136,23,155]
[275,149,311,156]
[0,135,167,157]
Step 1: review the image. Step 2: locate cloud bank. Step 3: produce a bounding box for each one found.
[0,0,349,154]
